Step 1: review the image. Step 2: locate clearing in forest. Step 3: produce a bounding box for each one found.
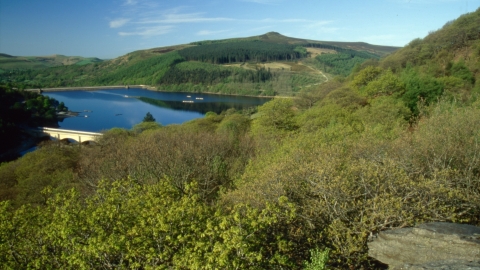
[306,47,337,58]
[225,61,319,73]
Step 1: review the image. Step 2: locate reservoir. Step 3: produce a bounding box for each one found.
[43,88,271,132]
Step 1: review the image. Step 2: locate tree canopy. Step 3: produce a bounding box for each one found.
[142,112,156,122]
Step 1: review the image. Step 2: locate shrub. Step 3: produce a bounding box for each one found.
[304,248,330,270]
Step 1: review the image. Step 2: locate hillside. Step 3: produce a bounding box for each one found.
[1,9,480,269]
[0,32,399,96]
[0,54,103,72]
[192,31,399,57]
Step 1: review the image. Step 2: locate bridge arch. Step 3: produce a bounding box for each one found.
[31,127,103,144]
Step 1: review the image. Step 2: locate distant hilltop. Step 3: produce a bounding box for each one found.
[189,31,400,57]
[0,54,103,71]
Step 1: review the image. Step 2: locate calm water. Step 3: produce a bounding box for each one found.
[44,89,270,132]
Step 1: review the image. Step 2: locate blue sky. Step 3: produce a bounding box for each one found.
[1,0,479,59]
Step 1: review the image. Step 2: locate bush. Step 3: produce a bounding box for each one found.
[226,101,480,266]
[251,98,298,142]
[0,179,301,269]
[0,143,80,207]
[131,121,162,134]
[304,248,330,270]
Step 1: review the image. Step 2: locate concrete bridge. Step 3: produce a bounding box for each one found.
[30,127,103,143]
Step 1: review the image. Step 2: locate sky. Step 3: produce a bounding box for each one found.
[1,0,479,59]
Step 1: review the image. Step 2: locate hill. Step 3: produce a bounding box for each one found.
[191,31,399,57]
[0,54,103,72]
[0,33,399,96]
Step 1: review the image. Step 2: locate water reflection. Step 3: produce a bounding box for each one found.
[136,97,263,114]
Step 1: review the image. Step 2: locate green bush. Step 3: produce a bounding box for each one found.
[304,248,330,270]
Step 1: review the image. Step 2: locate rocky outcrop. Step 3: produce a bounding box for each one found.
[392,259,480,270]
[368,222,480,269]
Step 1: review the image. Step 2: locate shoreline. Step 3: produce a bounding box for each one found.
[25,85,286,99]
[26,85,156,92]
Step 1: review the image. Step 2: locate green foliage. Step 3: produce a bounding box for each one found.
[3,84,480,269]
[358,69,405,97]
[4,12,480,268]
[142,112,156,122]
[216,113,251,139]
[315,52,374,76]
[158,61,273,86]
[0,85,67,159]
[401,68,444,113]
[96,51,184,86]
[131,121,162,134]
[295,80,343,109]
[320,86,367,110]
[179,41,306,64]
[354,96,411,139]
[0,143,80,207]
[350,66,384,90]
[251,98,298,141]
[57,101,67,111]
[304,43,383,58]
[205,111,217,118]
[1,34,388,97]
[296,103,362,134]
[382,8,480,77]
[229,113,480,266]
[449,60,475,84]
[189,32,396,56]
[0,54,103,71]
[0,179,301,269]
[1,51,184,87]
[100,127,132,140]
[77,125,256,202]
[438,75,471,102]
[397,101,480,196]
[184,112,225,133]
[294,46,308,57]
[304,248,330,270]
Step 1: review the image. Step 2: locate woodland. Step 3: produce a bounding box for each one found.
[0,87,67,160]
[0,33,390,96]
[1,9,480,269]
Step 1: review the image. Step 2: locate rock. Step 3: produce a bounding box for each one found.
[368,222,480,269]
[392,259,480,270]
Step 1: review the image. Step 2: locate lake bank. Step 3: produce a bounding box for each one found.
[26,85,280,99]
[26,85,156,92]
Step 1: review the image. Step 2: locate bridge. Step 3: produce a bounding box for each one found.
[30,127,103,143]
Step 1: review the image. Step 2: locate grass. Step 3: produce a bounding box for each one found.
[306,47,337,58]
[224,61,320,74]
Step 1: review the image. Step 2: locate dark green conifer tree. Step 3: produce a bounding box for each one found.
[143,112,156,122]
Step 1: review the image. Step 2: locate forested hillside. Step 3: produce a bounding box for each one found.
[0,32,395,96]
[179,41,307,63]
[0,85,68,161]
[2,10,480,269]
[0,54,102,72]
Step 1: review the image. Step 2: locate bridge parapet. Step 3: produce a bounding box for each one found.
[31,127,103,143]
